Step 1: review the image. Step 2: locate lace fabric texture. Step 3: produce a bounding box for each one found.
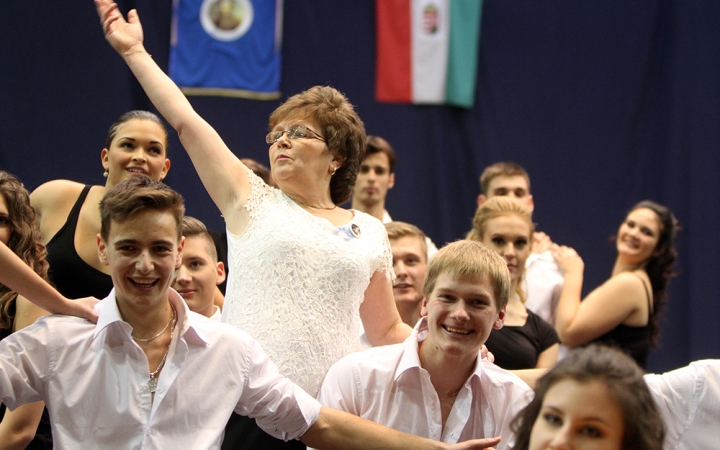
[224,169,393,395]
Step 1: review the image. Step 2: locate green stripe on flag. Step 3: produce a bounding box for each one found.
[446,0,483,108]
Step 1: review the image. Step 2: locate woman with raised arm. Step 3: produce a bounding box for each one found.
[0,172,97,450]
[95,2,411,448]
[30,110,171,299]
[467,197,559,370]
[552,201,677,369]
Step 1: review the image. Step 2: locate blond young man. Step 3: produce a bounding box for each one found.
[386,221,429,327]
[476,162,564,325]
[173,216,225,320]
[318,240,532,449]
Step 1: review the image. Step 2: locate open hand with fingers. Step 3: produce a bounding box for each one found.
[551,244,584,276]
[94,0,145,56]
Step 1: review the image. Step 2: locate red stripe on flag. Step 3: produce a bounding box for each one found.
[376,0,412,103]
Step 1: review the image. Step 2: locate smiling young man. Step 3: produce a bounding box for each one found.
[318,240,532,449]
[0,177,502,450]
[173,216,225,320]
[386,221,429,327]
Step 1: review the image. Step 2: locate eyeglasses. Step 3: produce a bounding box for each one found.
[266,126,325,144]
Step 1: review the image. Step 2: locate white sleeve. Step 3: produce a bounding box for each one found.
[645,360,720,450]
[0,320,52,409]
[316,355,363,416]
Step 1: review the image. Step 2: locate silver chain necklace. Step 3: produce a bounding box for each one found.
[147,306,177,393]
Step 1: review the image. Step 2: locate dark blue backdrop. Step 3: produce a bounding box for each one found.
[1,1,718,373]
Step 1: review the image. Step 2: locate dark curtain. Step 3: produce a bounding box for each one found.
[1,0,718,373]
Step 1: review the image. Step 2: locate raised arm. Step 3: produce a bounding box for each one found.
[552,245,645,346]
[94,0,251,228]
[0,242,98,323]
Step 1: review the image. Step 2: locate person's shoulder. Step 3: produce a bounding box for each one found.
[604,271,649,298]
[30,180,91,211]
[478,359,534,391]
[333,342,405,372]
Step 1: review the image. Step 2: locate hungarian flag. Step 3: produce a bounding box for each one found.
[375,0,483,108]
[169,0,283,99]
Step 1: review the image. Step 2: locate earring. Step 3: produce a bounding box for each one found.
[331,165,337,176]
[103,169,109,178]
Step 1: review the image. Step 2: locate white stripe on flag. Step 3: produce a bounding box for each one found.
[411,0,449,103]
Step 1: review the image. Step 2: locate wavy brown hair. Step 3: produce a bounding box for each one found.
[625,200,678,347]
[0,171,50,330]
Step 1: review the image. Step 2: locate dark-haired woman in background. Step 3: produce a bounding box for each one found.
[30,110,171,299]
[552,201,677,368]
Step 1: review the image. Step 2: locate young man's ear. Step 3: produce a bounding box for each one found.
[216,261,226,285]
[493,305,506,330]
[175,236,185,269]
[388,172,395,190]
[419,297,429,317]
[97,234,109,266]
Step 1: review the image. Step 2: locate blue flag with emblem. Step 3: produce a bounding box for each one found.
[169,0,283,99]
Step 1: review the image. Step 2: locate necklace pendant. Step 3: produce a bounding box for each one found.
[149,376,158,393]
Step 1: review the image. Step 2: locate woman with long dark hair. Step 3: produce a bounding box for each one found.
[553,201,677,368]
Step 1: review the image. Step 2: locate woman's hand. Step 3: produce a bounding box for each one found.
[551,244,584,276]
[94,0,144,56]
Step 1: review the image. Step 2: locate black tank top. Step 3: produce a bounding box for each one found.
[592,273,652,369]
[45,185,113,299]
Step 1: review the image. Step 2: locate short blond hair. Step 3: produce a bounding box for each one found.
[422,240,510,310]
[385,221,428,262]
[467,196,534,242]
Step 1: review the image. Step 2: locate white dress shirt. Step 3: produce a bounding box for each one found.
[644,360,720,450]
[0,289,320,449]
[522,250,564,325]
[317,318,532,448]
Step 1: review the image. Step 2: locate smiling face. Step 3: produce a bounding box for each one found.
[0,194,12,245]
[616,207,661,266]
[98,209,182,314]
[420,272,505,364]
[391,235,427,325]
[529,379,625,450]
[172,234,225,318]
[353,151,395,207]
[481,214,532,286]
[101,119,171,187]
[268,119,337,188]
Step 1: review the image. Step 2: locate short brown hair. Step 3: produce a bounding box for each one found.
[422,240,510,310]
[100,177,184,242]
[365,135,397,173]
[269,86,366,205]
[181,216,218,261]
[385,221,427,262]
[479,162,530,195]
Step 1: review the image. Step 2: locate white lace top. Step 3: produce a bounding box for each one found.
[223,170,393,395]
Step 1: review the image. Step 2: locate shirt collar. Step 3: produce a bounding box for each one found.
[93,288,210,347]
[394,317,485,383]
